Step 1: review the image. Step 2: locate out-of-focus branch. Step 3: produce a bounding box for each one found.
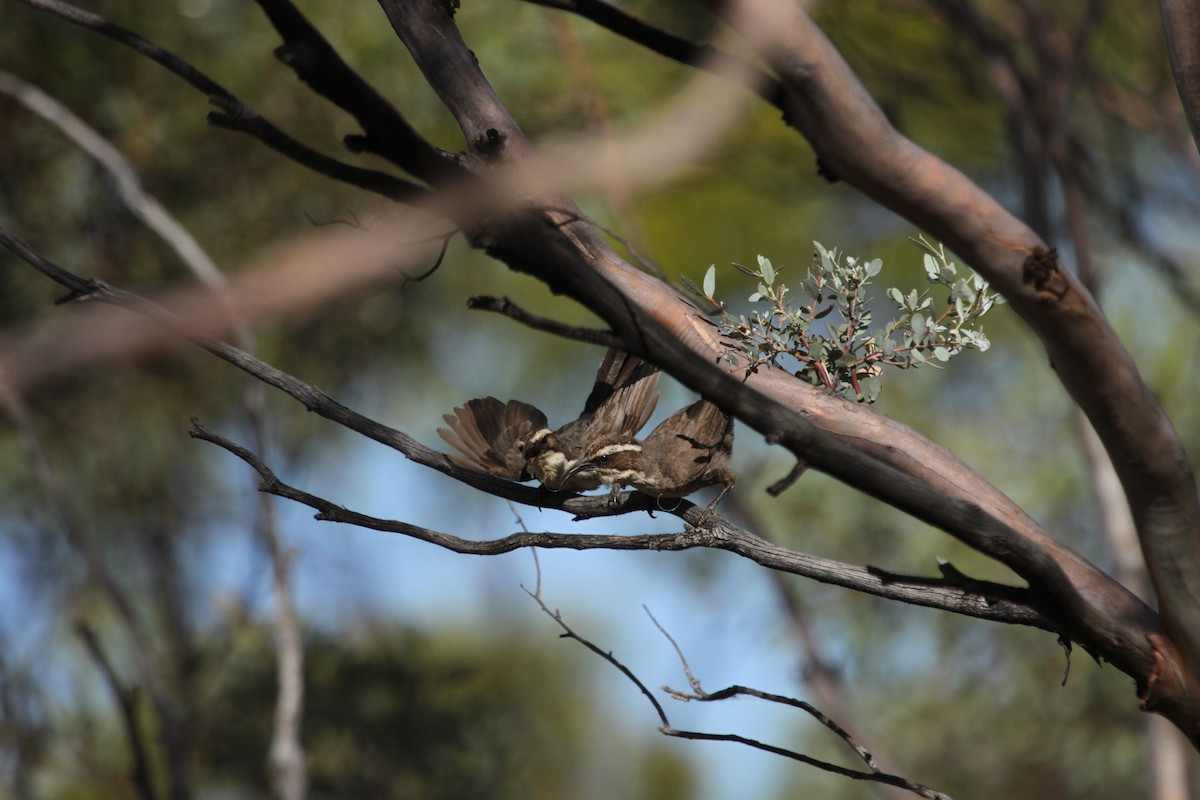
[0,650,43,800]
[1161,0,1200,157]
[252,0,464,186]
[13,0,427,205]
[0,77,311,796]
[544,13,653,263]
[0,372,195,796]
[0,70,227,294]
[74,622,158,800]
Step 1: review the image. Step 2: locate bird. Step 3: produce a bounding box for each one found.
[557,398,735,508]
[437,348,660,490]
[437,395,548,482]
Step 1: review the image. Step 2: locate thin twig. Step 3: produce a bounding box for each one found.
[531,591,950,798]
[466,295,624,348]
[523,585,671,727]
[643,607,703,694]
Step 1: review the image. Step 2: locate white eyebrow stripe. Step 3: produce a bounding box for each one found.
[524,428,553,446]
[591,442,642,458]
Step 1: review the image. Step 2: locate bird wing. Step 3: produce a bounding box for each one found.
[646,399,732,452]
[566,348,661,449]
[438,397,548,480]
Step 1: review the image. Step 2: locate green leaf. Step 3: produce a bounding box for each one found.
[732,261,758,277]
[858,376,881,403]
[703,264,716,297]
[911,313,927,338]
[933,346,951,362]
[748,292,762,302]
[866,258,883,278]
[923,253,939,281]
[759,256,776,286]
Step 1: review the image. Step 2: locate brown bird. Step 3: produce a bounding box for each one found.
[558,398,735,507]
[438,348,660,490]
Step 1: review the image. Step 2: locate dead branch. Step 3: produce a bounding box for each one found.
[526,588,951,798]
[188,418,1050,628]
[466,295,624,348]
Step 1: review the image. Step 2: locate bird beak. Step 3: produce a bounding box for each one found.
[558,458,594,484]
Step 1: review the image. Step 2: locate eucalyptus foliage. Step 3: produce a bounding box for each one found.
[692,237,1003,403]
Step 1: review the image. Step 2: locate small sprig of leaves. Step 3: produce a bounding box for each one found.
[690,236,1003,403]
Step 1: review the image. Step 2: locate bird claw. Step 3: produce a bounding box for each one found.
[695,484,732,524]
[606,486,623,509]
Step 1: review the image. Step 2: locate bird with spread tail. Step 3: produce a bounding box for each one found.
[558,397,735,508]
[437,348,660,491]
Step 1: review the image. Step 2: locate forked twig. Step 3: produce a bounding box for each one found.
[522,590,952,798]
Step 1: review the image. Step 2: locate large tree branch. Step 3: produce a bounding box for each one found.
[705,0,1200,690]
[377,0,1199,740]
[1161,0,1200,158]
[15,0,1199,741]
[0,226,1051,628]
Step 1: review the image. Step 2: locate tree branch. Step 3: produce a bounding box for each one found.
[189,417,1053,629]
[704,0,1200,692]
[466,295,624,348]
[388,0,1194,735]
[524,0,788,111]
[1161,0,1200,158]
[526,585,952,798]
[251,0,465,185]
[0,224,1057,627]
[15,0,428,204]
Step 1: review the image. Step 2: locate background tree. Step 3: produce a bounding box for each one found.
[1,1,1198,798]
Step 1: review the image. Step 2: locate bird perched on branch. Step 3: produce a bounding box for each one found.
[558,398,735,508]
[438,348,660,490]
